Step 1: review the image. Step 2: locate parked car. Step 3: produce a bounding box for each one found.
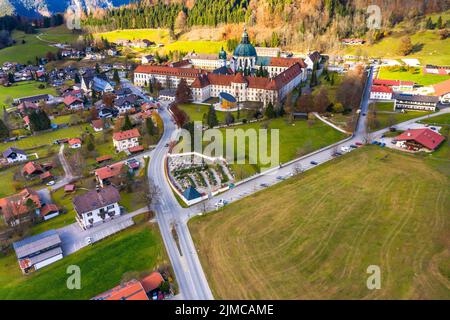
[215,199,228,208]
[350,144,358,149]
[85,237,92,245]
[46,180,56,186]
[341,146,351,153]
[310,161,318,165]
[332,152,342,157]
[430,127,436,131]
[380,143,386,147]
[260,183,269,188]
[389,127,397,132]
[391,140,397,144]
[355,142,363,146]
[127,159,140,170]
[276,176,285,180]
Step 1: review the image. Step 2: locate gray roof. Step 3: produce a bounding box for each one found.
[73,186,121,214]
[17,94,50,103]
[3,147,26,158]
[395,94,439,103]
[29,247,63,265]
[13,229,61,259]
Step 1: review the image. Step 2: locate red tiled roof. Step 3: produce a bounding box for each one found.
[371,85,393,93]
[22,161,43,175]
[92,119,104,129]
[63,96,82,106]
[233,72,247,83]
[141,272,164,292]
[0,188,41,221]
[95,162,124,181]
[92,279,149,300]
[134,65,202,79]
[269,57,306,68]
[373,79,415,87]
[128,145,144,153]
[395,128,445,150]
[113,128,141,141]
[40,203,58,216]
[68,138,81,146]
[432,78,450,97]
[96,155,113,163]
[39,171,53,180]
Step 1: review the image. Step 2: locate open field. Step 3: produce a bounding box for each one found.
[190,146,450,299]
[344,29,450,65]
[0,81,57,108]
[419,113,450,126]
[377,67,450,86]
[37,26,81,44]
[0,124,91,152]
[96,28,226,55]
[0,223,168,299]
[0,31,57,65]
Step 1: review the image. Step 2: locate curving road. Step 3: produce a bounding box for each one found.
[145,66,448,300]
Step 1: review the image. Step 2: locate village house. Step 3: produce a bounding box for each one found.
[13,229,63,274]
[95,162,125,187]
[68,138,82,149]
[3,147,28,163]
[92,119,104,132]
[395,128,445,152]
[63,96,84,110]
[304,51,322,70]
[114,94,138,114]
[22,161,44,176]
[73,186,121,229]
[112,129,141,153]
[92,279,149,300]
[0,188,42,226]
[370,85,393,100]
[141,55,154,64]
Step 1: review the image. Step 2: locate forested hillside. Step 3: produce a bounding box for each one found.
[82,0,448,51]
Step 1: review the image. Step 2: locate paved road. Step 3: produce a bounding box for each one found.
[140,67,374,300]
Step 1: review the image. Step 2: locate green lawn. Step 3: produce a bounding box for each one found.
[378,67,450,86]
[38,26,81,44]
[0,81,57,109]
[96,28,226,55]
[345,29,450,65]
[0,223,168,299]
[179,103,244,124]
[190,146,450,299]
[368,102,434,131]
[0,31,57,65]
[0,125,91,152]
[419,113,450,126]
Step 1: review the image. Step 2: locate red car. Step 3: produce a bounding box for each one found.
[355,142,363,146]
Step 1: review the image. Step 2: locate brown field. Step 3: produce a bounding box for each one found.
[189,147,450,299]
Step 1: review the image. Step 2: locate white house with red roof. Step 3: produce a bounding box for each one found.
[395,128,445,152]
[372,79,415,92]
[68,138,82,149]
[370,85,393,100]
[112,128,141,153]
[63,96,84,110]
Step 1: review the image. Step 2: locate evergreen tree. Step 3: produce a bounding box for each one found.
[146,117,155,136]
[436,16,443,29]
[121,114,133,131]
[264,102,276,119]
[113,69,120,83]
[425,17,434,29]
[0,118,9,139]
[225,112,235,125]
[207,105,218,128]
[175,78,192,103]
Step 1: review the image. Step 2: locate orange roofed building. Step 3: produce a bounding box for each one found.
[112,128,141,153]
[92,279,149,300]
[0,188,42,226]
[94,162,125,187]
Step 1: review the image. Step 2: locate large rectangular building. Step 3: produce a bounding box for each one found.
[13,229,63,274]
[394,94,439,111]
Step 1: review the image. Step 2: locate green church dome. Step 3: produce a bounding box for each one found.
[219,47,227,60]
[233,28,257,57]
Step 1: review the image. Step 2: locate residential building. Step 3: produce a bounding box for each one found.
[95,162,125,187]
[68,138,82,149]
[114,94,138,114]
[3,147,27,163]
[0,188,41,226]
[395,128,445,152]
[13,229,63,274]
[22,161,44,176]
[141,55,154,64]
[432,78,450,104]
[63,96,84,110]
[14,94,53,105]
[112,129,141,153]
[394,94,439,111]
[92,119,104,132]
[92,279,149,300]
[372,79,415,92]
[73,186,121,229]
[370,85,393,100]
